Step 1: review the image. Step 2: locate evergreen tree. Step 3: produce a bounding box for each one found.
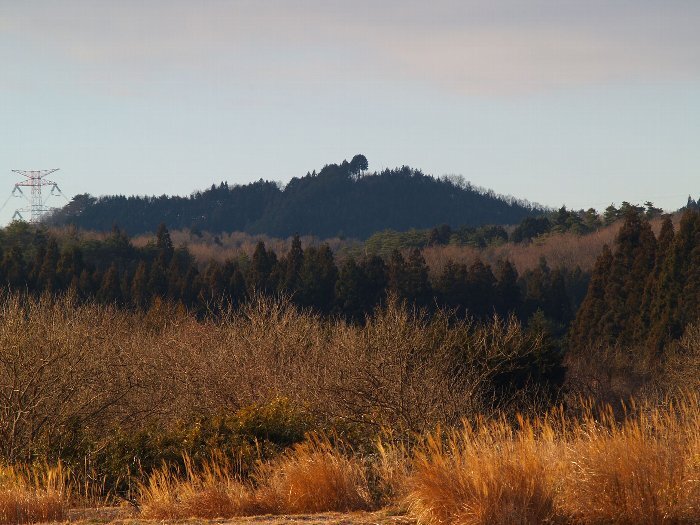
[603,204,620,226]
[434,260,469,315]
[335,257,366,320]
[2,247,26,289]
[298,245,338,313]
[279,234,303,294]
[465,258,496,318]
[180,264,201,306]
[98,263,122,304]
[155,223,174,265]
[404,248,432,307]
[147,261,168,297]
[547,268,573,325]
[78,268,96,297]
[203,260,226,301]
[228,265,247,307]
[568,244,613,353]
[248,241,278,294]
[387,250,408,300]
[37,239,59,293]
[495,260,521,317]
[582,208,602,231]
[56,246,84,289]
[644,201,663,219]
[647,210,700,347]
[131,261,149,307]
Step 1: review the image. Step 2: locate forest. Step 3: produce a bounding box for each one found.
[47,156,544,238]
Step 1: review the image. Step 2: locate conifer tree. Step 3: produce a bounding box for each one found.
[298,244,338,313]
[495,259,521,317]
[147,261,168,297]
[37,238,59,294]
[2,246,26,289]
[131,261,149,307]
[599,211,656,348]
[647,210,700,347]
[387,250,408,300]
[405,248,432,307]
[435,260,469,315]
[228,265,247,307]
[78,268,96,297]
[155,223,174,265]
[248,241,277,294]
[203,260,226,301]
[98,263,122,304]
[603,204,619,226]
[568,244,613,353]
[56,246,84,289]
[335,257,365,320]
[280,234,303,294]
[466,258,496,318]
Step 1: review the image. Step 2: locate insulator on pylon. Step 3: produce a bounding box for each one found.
[8,169,62,224]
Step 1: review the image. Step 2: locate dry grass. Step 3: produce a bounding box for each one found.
[403,395,700,525]
[139,455,256,519]
[256,435,371,514]
[0,464,68,524]
[405,416,562,525]
[560,400,700,524]
[138,396,700,523]
[140,435,371,519]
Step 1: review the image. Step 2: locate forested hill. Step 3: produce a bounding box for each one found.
[48,155,544,238]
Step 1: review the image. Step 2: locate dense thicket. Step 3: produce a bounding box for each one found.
[48,156,543,238]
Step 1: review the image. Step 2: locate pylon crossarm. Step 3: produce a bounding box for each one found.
[8,169,63,223]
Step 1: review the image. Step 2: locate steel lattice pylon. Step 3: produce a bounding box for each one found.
[9,169,64,223]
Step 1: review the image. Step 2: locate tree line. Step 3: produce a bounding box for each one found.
[0,221,586,331]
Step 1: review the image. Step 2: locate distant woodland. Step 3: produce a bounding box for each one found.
[48,155,544,238]
[3,204,699,354]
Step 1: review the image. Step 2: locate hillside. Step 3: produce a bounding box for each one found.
[47,155,544,238]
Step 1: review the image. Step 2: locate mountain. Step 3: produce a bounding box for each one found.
[48,156,545,238]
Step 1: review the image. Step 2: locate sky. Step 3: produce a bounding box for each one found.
[1,0,699,224]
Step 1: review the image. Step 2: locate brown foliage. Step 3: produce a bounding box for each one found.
[0,293,544,463]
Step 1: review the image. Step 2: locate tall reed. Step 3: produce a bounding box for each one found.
[0,464,68,524]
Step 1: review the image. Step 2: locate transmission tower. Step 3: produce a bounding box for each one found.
[4,169,66,223]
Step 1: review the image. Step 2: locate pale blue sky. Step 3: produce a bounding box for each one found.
[1,1,699,224]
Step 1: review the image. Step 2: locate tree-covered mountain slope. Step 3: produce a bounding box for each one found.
[49,155,544,238]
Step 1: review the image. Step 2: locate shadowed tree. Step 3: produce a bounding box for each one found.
[298,244,338,313]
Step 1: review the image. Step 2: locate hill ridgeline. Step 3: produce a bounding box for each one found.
[48,155,544,238]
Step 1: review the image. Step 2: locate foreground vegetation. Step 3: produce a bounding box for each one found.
[0,289,700,523]
[139,396,700,524]
[6,395,700,525]
[3,208,700,523]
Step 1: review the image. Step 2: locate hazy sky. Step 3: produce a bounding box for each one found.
[1,1,699,224]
